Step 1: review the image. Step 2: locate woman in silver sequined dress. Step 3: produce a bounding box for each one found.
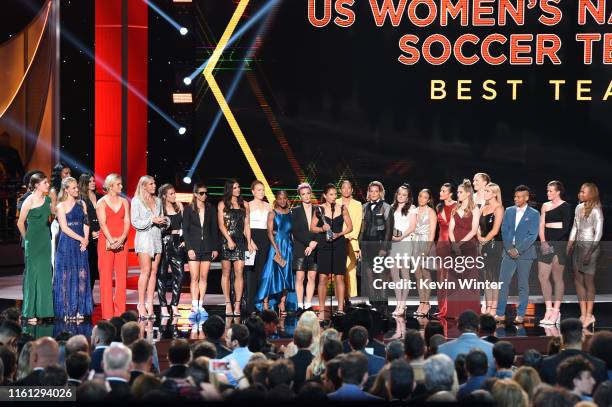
[568,183,603,329]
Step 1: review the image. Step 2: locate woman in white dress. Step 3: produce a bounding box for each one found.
[412,189,438,317]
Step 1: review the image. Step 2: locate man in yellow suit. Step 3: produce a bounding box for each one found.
[340,180,362,298]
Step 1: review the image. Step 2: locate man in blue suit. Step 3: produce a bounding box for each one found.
[347,326,385,376]
[328,352,383,401]
[495,185,540,324]
[438,310,495,376]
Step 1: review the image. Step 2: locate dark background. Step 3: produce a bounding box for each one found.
[4,0,610,233]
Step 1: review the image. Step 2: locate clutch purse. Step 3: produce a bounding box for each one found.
[274,253,287,268]
[244,250,256,266]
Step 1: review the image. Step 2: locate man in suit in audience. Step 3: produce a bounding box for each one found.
[479,314,499,344]
[457,349,489,399]
[347,326,385,376]
[438,310,495,376]
[66,351,90,386]
[495,185,540,324]
[539,318,607,385]
[103,344,132,401]
[221,324,253,370]
[328,352,383,401]
[15,337,59,386]
[121,321,140,346]
[289,327,314,391]
[342,308,386,357]
[162,339,191,379]
[129,339,153,385]
[202,315,231,359]
[65,335,89,358]
[90,320,116,373]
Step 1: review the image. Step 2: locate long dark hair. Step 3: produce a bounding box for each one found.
[223,179,244,212]
[28,172,48,192]
[159,183,179,215]
[190,183,208,211]
[392,183,413,216]
[436,183,454,214]
[50,163,68,193]
[78,173,93,201]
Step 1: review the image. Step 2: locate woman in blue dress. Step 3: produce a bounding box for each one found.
[255,190,296,315]
[53,177,93,320]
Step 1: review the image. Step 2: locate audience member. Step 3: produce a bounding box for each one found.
[455,353,467,384]
[130,339,153,384]
[539,318,607,385]
[132,374,162,399]
[65,334,89,357]
[458,349,489,399]
[267,359,295,400]
[121,310,139,323]
[493,341,516,378]
[513,365,541,401]
[41,364,68,386]
[387,358,415,401]
[289,327,313,391]
[385,339,404,362]
[77,379,108,402]
[296,381,327,401]
[306,328,341,380]
[322,356,344,393]
[479,314,499,344]
[328,351,382,401]
[15,337,59,385]
[109,317,126,342]
[261,310,280,337]
[15,341,33,381]
[593,380,612,407]
[521,348,543,370]
[341,309,385,357]
[0,345,16,384]
[588,331,612,380]
[103,344,133,400]
[66,351,90,386]
[202,315,231,359]
[162,338,191,379]
[245,315,273,354]
[121,321,140,346]
[0,320,21,352]
[222,324,253,369]
[347,325,385,376]
[424,320,444,349]
[557,355,597,401]
[192,340,217,359]
[438,310,495,376]
[491,378,528,407]
[90,320,116,373]
[532,384,580,407]
[427,334,446,356]
[421,354,456,400]
[548,336,562,356]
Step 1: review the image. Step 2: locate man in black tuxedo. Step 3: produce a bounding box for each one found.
[162,339,191,379]
[129,339,153,385]
[539,318,607,386]
[291,183,319,310]
[103,344,132,401]
[202,315,231,359]
[289,327,314,391]
[90,320,116,373]
[66,351,90,386]
[15,337,59,386]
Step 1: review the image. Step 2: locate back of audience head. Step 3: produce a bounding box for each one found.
[0,320,21,351]
[192,340,217,359]
[560,318,584,346]
[121,310,138,323]
[479,314,497,336]
[66,351,90,382]
[77,379,108,402]
[388,359,415,401]
[385,339,404,362]
[466,348,488,377]
[93,320,116,347]
[588,331,612,370]
[16,341,33,380]
[513,366,541,401]
[323,356,344,392]
[109,316,126,342]
[202,315,225,341]
[404,329,425,361]
[65,334,89,357]
[131,339,153,371]
[103,343,132,377]
[339,352,369,386]
[121,321,140,346]
[244,358,271,386]
[168,338,191,365]
[347,325,368,351]
[297,381,327,401]
[457,310,479,333]
[593,380,612,407]
[492,378,528,407]
[557,355,595,396]
[41,364,68,386]
[228,324,249,349]
[521,348,543,370]
[493,341,516,369]
[424,320,444,346]
[548,336,562,356]
[32,337,59,368]
[423,354,455,393]
[245,315,268,353]
[0,307,20,323]
[532,384,580,407]
[260,310,279,335]
[463,389,495,403]
[428,334,446,356]
[0,345,16,382]
[455,353,467,384]
[294,327,313,350]
[132,374,162,399]
[267,358,294,388]
[187,356,210,387]
[321,337,343,362]
[405,316,421,331]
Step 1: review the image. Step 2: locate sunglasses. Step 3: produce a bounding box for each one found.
[196,191,208,196]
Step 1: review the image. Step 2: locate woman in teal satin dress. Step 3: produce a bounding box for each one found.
[255,191,295,314]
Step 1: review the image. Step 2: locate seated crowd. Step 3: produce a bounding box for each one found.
[1,306,612,405]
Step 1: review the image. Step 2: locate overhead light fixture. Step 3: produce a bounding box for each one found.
[179,27,188,35]
[172,93,193,103]
[178,127,187,135]
[183,77,192,85]
[173,0,192,3]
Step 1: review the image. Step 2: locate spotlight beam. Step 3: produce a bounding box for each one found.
[202,0,275,203]
[186,0,278,82]
[187,5,273,180]
[142,0,184,32]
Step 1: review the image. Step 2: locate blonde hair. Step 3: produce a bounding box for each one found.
[451,179,475,218]
[367,180,385,201]
[103,173,122,193]
[297,311,321,355]
[309,328,341,377]
[513,366,541,401]
[134,175,155,204]
[485,182,503,206]
[58,177,77,203]
[491,379,528,407]
[581,182,601,219]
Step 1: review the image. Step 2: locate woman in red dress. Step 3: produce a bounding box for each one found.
[447,179,481,318]
[435,183,456,318]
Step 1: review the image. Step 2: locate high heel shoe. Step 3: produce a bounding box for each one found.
[137,303,148,320]
[414,302,430,317]
[392,305,406,317]
[160,305,170,318]
[233,301,241,317]
[224,302,233,317]
[539,307,555,325]
[145,303,156,320]
[583,314,595,329]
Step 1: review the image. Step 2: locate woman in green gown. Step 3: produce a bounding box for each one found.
[17,172,54,324]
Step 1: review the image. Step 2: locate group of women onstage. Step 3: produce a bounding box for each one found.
[16,164,605,326]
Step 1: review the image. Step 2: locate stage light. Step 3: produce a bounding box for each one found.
[183,77,192,85]
[173,0,192,2]
[145,0,187,35]
[172,93,192,103]
[178,127,187,135]
[183,176,192,184]
[180,27,188,35]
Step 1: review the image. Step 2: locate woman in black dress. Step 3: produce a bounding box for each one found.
[310,183,352,319]
[78,173,100,294]
[218,180,253,317]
